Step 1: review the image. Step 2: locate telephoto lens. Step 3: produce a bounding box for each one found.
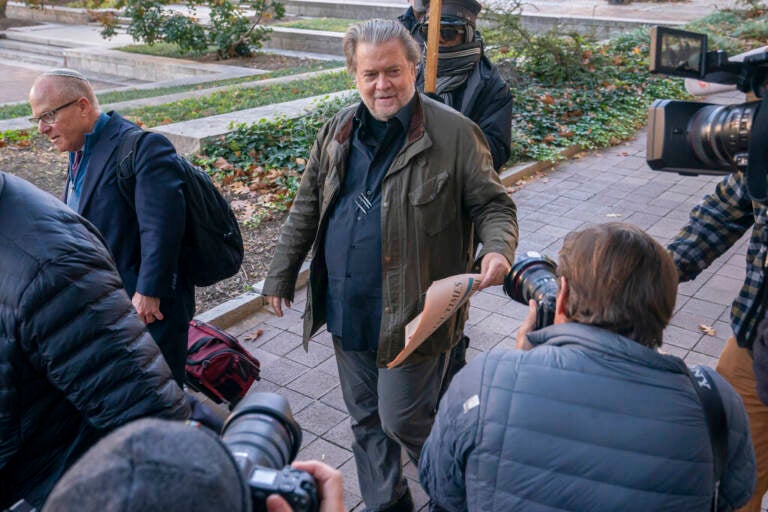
[221,392,318,512]
[503,251,559,330]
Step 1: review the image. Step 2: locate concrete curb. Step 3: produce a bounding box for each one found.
[7,2,118,25]
[199,146,582,328]
[152,89,356,155]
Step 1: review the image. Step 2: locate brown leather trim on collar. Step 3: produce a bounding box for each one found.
[407,93,425,144]
[334,110,355,144]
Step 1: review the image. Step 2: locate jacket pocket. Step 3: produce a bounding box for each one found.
[408,171,456,236]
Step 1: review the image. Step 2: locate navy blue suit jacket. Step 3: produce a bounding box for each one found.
[64,112,195,371]
[68,112,187,299]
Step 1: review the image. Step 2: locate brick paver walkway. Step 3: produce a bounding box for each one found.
[224,129,748,510]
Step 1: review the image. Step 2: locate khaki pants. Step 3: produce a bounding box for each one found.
[717,336,768,512]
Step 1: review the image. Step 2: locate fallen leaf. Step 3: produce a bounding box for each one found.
[539,93,555,105]
[228,182,251,195]
[244,329,263,342]
[698,324,717,336]
[213,156,234,171]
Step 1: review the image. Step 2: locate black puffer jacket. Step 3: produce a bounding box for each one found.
[417,55,513,172]
[0,173,189,509]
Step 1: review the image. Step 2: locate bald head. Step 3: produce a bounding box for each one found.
[30,69,100,111]
[29,69,102,153]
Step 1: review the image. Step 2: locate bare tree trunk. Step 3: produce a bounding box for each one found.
[0,0,7,19]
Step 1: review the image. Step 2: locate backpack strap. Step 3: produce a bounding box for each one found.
[686,365,728,511]
[115,128,150,211]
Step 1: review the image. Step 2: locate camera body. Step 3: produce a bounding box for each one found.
[646,26,767,176]
[244,466,317,511]
[221,392,319,512]
[503,252,558,330]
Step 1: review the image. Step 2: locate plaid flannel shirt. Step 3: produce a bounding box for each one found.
[668,171,768,348]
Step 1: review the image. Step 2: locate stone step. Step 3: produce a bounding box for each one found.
[265,27,345,57]
[62,46,259,82]
[3,24,80,48]
[0,37,67,57]
[0,47,64,68]
[6,1,110,25]
[152,89,356,154]
[277,1,682,41]
[282,0,403,20]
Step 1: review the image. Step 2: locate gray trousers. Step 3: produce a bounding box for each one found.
[333,340,447,510]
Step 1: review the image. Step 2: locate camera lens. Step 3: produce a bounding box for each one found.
[503,252,558,305]
[221,392,302,475]
[689,101,756,170]
[503,252,559,329]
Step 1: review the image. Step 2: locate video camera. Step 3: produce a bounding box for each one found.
[646,26,768,190]
[221,392,319,512]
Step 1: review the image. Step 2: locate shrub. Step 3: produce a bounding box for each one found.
[197,93,358,210]
[101,0,284,60]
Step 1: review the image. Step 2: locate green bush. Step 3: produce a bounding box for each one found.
[197,93,358,210]
[0,129,34,147]
[200,5,765,211]
[101,0,284,60]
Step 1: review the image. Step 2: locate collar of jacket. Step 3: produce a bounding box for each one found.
[335,92,426,147]
[527,322,690,375]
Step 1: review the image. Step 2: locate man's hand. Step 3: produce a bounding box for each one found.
[266,295,292,318]
[478,252,511,290]
[132,292,163,324]
[266,460,344,512]
[515,299,537,351]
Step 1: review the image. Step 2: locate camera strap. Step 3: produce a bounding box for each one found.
[685,365,728,512]
[746,94,768,202]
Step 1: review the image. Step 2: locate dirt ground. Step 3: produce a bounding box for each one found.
[0,136,287,314]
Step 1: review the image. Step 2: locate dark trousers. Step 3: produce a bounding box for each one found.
[333,339,447,510]
[147,286,195,386]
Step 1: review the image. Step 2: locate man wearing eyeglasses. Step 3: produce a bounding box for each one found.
[27,69,194,387]
[413,0,512,173]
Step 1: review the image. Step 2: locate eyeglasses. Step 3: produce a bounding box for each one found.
[29,98,81,125]
[419,23,466,42]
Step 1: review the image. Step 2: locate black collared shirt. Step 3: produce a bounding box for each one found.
[324,95,415,351]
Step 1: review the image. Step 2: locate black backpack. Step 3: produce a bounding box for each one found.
[116,128,244,287]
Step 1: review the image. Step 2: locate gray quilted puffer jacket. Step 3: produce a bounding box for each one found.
[419,322,756,511]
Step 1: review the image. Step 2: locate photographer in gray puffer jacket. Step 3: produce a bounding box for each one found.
[420,222,756,512]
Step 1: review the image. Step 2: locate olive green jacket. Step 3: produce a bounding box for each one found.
[263,94,518,367]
